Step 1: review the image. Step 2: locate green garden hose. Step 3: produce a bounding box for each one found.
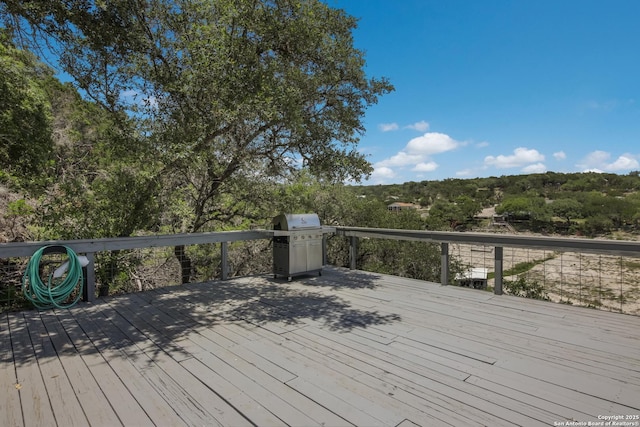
[22,245,84,310]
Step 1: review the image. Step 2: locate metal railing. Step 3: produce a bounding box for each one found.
[0,230,271,306]
[2,227,639,314]
[336,227,640,314]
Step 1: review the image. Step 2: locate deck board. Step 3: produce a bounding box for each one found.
[1,313,24,427]
[69,304,188,427]
[2,266,640,427]
[53,309,156,427]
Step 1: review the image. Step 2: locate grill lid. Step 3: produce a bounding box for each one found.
[273,213,321,230]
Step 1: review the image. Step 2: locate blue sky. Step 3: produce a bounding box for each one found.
[330,0,640,184]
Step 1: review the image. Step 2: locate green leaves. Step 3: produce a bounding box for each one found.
[6,198,33,217]
[503,276,549,301]
[0,33,54,186]
[548,198,583,225]
[3,0,393,241]
[426,196,482,230]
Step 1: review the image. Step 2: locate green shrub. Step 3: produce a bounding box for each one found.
[503,276,549,300]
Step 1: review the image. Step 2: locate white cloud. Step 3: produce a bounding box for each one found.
[578,151,639,172]
[476,141,489,148]
[553,151,566,160]
[412,161,438,172]
[608,155,639,170]
[374,132,461,173]
[405,120,430,132]
[377,152,424,168]
[484,147,545,169]
[406,132,461,155]
[367,132,461,183]
[579,150,609,166]
[379,121,432,132]
[379,123,399,132]
[456,169,474,177]
[522,163,547,174]
[370,166,396,181]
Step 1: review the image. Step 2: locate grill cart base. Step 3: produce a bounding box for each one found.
[272,213,324,281]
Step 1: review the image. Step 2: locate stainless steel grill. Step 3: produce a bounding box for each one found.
[272,213,323,281]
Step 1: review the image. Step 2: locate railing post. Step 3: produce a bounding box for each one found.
[82,252,96,302]
[349,236,358,270]
[494,246,503,295]
[322,234,328,266]
[221,242,229,280]
[441,242,449,286]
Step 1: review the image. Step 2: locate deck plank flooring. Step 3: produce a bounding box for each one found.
[3,266,640,427]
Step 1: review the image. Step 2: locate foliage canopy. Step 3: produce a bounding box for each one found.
[0,31,53,184]
[2,0,393,232]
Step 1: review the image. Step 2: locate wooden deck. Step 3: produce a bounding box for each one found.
[2,267,640,427]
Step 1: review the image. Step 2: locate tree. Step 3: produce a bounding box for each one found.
[426,196,481,230]
[583,214,614,236]
[4,0,393,282]
[548,198,583,227]
[425,200,459,230]
[0,31,53,187]
[3,0,391,227]
[578,191,637,229]
[25,75,161,240]
[496,196,543,218]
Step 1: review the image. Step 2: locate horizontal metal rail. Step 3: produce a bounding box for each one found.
[334,227,640,257]
[0,230,274,303]
[0,230,272,258]
[2,226,639,304]
[334,226,640,296]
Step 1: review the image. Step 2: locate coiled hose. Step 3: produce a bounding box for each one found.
[22,245,84,310]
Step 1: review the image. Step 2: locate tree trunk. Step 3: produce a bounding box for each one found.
[174,245,192,284]
[98,251,119,297]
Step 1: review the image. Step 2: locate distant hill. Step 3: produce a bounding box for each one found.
[349,171,640,236]
[350,171,640,207]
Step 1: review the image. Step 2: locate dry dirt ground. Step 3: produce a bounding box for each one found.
[451,237,640,316]
[458,205,640,314]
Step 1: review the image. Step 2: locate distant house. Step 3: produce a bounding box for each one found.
[387,202,419,212]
